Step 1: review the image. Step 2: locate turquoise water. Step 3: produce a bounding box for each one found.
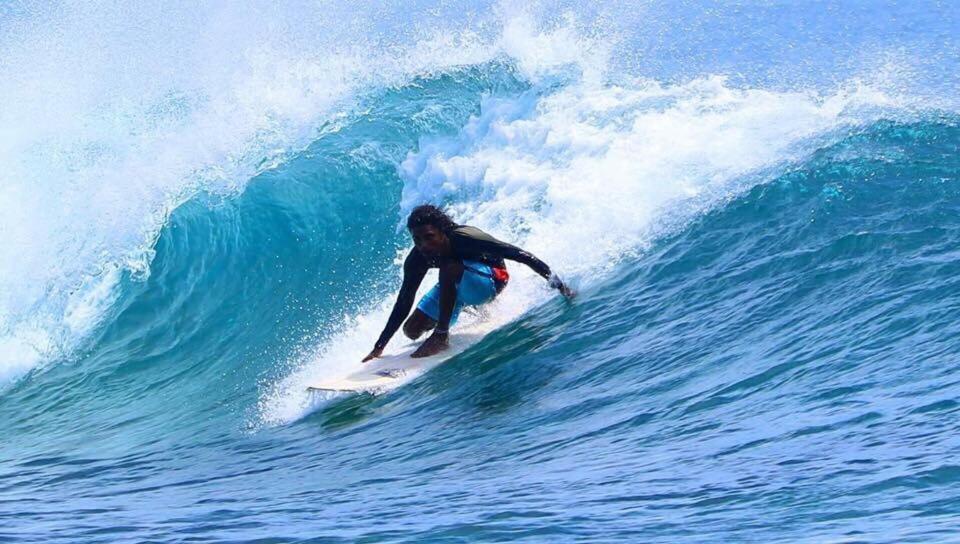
[2,2,960,542]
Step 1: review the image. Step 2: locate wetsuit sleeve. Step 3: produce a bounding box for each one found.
[467,234,553,279]
[375,250,428,350]
[498,244,552,279]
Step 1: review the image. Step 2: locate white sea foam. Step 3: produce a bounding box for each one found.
[400,77,900,282]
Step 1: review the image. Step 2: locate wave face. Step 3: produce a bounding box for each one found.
[2,1,960,542]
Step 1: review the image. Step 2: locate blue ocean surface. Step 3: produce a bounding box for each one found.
[1,1,959,542]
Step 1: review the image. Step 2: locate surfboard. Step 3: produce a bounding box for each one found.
[306,326,495,395]
[305,353,427,394]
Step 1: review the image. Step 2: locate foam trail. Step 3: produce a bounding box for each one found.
[258,264,536,425]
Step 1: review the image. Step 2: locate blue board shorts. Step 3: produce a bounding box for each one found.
[416,260,499,326]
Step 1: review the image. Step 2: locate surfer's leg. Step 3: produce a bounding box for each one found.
[411,260,468,341]
[458,260,498,306]
[410,259,464,358]
[436,259,465,329]
[403,309,436,340]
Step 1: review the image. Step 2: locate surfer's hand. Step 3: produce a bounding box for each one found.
[362,346,384,363]
[549,274,575,299]
[411,332,448,359]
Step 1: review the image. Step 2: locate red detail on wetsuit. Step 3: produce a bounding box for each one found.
[491,266,510,284]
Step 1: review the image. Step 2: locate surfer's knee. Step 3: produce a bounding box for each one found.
[402,319,420,340]
[403,312,435,340]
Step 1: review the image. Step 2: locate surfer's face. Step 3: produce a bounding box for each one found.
[410,224,449,257]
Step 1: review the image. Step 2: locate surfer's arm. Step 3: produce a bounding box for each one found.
[372,251,428,351]
[434,259,461,333]
[477,237,574,297]
[502,246,552,279]
[508,248,575,298]
[410,259,459,359]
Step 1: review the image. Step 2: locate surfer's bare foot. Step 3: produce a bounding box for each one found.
[362,346,384,363]
[411,332,448,358]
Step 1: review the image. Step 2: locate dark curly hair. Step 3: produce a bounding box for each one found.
[406,204,458,232]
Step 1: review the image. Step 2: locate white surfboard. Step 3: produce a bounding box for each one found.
[306,322,496,395]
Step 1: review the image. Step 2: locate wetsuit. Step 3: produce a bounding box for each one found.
[374,225,552,350]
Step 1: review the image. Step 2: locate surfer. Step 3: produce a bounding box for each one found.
[363,205,574,361]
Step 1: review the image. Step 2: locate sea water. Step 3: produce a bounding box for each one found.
[2,1,959,542]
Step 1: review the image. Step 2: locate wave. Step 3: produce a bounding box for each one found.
[3,3,960,539]
[3,1,956,387]
[258,71,920,424]
[7,112,957,542]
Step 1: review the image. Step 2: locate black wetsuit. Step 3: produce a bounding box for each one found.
[374,225,552,349]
